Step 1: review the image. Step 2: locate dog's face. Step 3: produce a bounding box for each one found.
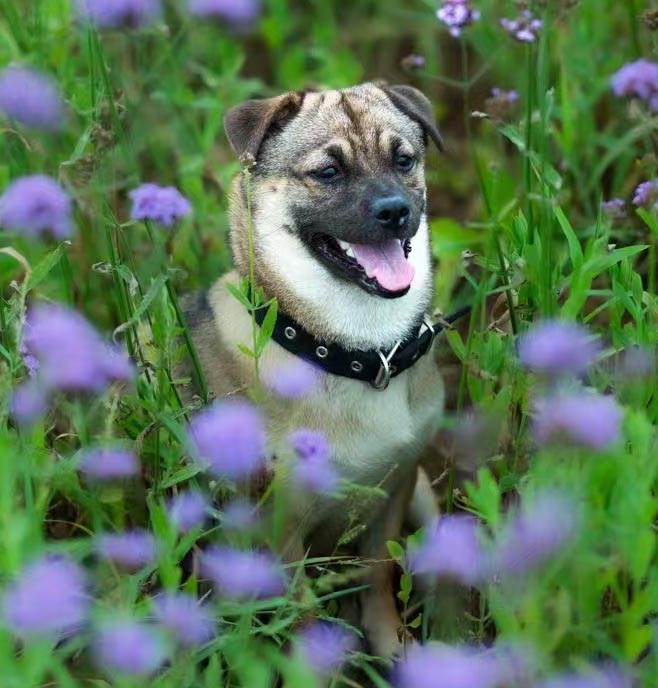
[225,83,442,301]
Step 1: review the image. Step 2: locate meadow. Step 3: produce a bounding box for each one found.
[1,0,658,686]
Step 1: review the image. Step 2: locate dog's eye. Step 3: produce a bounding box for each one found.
[313,166,340,181]
[395,154,416,172]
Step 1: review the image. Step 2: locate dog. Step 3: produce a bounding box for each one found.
[181,82,445,659]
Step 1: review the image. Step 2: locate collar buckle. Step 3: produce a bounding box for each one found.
[371,340,402,391]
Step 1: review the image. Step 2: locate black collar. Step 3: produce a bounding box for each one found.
[251,297,470,390]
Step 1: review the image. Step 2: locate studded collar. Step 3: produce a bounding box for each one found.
[251,297,470,391]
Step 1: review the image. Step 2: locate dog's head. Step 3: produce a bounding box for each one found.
[224,83,442,348]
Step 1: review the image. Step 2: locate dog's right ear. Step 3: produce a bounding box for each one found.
[224,92,304,160]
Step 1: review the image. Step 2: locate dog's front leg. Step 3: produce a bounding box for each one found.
[359,469,417,660]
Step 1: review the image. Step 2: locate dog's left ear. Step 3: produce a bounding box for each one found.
[224,92,304,160]
[385,85,444,152]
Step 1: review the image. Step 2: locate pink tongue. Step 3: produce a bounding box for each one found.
[350,240,415,292]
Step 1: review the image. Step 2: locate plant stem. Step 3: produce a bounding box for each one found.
[244,166,261,381]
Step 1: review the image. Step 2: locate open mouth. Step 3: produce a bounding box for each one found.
[304,234,415,299]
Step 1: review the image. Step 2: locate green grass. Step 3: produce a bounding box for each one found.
[2,0,658,686]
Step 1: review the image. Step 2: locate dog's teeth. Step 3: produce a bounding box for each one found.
[345,246,355,258]
[338,240,350,252]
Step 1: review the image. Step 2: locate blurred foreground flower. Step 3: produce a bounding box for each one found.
[295,621,357,678]
[632,179,658,209]
[188,400,267,481]
[167,490,209,532]
[288,428,338,495]
[263,359,320,399]
[201,546,286,599]
[394,643,525,688]
[9,381,48,427]
[152,593,215,647]
[501,10,542,42]
[436,0,480,37]
[611,59,658,112]
[0,175,74,239]
[491,492,579,578]
[2,557,89,638]
[0,67,65,131]
[16,304,134,413]
[188,0,260,27]
[76,0,161,29]
[129,183,191,226]
[220,498,259,531]
[518,320,600,376]
[408,514,484,586]
[94,620,167,676]
[96,530,157,570]
[533,391,622,450]
[79,447,139,481]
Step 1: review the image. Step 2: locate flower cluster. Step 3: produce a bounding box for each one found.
[200,546,286,599]
[79,447,140,482]
[167,491,210,532]
[11,303,134,426]
[288,428,339,495]
[632,179,658,209]
[129,183,192,227]
[0,67,65,131]
[96,530,157,571]
[0,175,74,240]
[294,621,357,678]
[188,399,267,480]
[152,593,215,647]
[611,59,658,112]
[500,10,543,42]
[188,0,261,27]
[76,0,162,29]
[601,198,626,219]
[436,0,480,37]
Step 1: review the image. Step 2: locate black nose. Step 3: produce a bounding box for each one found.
[372,196,411,229]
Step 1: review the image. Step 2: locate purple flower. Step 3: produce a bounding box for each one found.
[0,175,74,239]
[200,546,286,599]
[167,491,209,532]
[129,183,191,227]
[611,60,658,111]
[263,360,320,399]
[0,67,65,131]
[79,447,139,481]
[533,392,622,450]
[23,303,134,394]
[188,0,260,27]
[491,492,580,578]
[94,620,167,676]
[9,381,48,427]
[295,621,356,677]
[632,180,658,209]
[491,88,519,102]
[152,593,215,647]
[288,428,339,495]
[221,499,259,531]
[601,198,627,219]
[188,400,267,481]
[408,515,484,586]
[500,10,543,42]
[620,347,655,378]
[401,54,426,71]
[518,320,600,375]
[436,0,480,38]
[76,0,161,29]
[394,644,515,688]
[2,557,88,637]
[96,530,157,570]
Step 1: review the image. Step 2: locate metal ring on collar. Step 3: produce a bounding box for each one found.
[371,351,392,390]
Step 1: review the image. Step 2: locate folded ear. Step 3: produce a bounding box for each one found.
[224,92,304,160]
[384,85,444,152]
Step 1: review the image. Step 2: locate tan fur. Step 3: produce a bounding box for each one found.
[182,82,445,658]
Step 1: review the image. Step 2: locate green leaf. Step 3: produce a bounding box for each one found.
[226,280,253,310]
[386,540,405,563]
[256,299,278,356]
[409,613,423,629]
[113,273,168,339]
[237,343,255,358]
[637,208,658,237]
[27,243,66,289]
[554,206,583,271]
